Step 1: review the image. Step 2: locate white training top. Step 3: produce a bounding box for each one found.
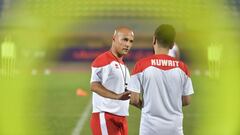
[168,44,179,58]
[90,51,130,116]
[128,54,194,135]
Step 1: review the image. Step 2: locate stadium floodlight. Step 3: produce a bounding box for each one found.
[207,42,222,79]
[1,35,16,79]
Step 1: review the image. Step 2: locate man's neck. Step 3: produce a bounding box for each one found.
[110,48,123,59]
[154,47,169,55]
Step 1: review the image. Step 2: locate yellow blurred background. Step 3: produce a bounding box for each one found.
[0,0,239,135]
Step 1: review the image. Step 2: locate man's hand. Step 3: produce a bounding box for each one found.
[116,91,131,100]
[130,91,142,109]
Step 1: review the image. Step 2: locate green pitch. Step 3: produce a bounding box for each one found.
[21,71,206,135]
[28,71,141,135]
[1,63,239,135]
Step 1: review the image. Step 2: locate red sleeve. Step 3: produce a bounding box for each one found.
[131,58,151,75]
[179,61,190,77]
[91,53,112,68]
[131,61,141,75]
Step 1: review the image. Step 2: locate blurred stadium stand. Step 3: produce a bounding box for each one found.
[0,0,3,17]
[0,0,239,65]
[16,0,239,19]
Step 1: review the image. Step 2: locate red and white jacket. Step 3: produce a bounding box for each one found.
[90,51,130,116]
[128,54,194,135]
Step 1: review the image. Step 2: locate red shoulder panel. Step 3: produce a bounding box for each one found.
[91,51,125,67]
[131,54,190,77]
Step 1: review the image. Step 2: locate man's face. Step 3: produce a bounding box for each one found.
[113,31,134,56]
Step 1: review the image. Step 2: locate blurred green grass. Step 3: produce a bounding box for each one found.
[22,71,208,135]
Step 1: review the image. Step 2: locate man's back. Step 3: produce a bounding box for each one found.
[129,54,193,135]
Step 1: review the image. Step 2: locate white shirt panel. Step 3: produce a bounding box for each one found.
[183,77,194,96]
[128,66,194,135]
[91,61,130,116]
[168,44,179,58]
[128,73,141,93]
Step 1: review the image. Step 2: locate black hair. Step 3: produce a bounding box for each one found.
[154,24,175,48]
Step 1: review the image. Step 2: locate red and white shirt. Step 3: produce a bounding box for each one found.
[128,54,194,135]
[90,51,130,116]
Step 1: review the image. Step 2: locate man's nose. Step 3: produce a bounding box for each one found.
[125,41,132,47]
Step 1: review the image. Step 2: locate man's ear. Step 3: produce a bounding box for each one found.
[169,42,174,49]
[153,36,157,45]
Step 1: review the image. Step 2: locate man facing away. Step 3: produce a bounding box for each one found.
[128,24,194,135]
[90,26,134,135]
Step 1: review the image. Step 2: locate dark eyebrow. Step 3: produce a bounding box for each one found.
[122,37,134,42]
